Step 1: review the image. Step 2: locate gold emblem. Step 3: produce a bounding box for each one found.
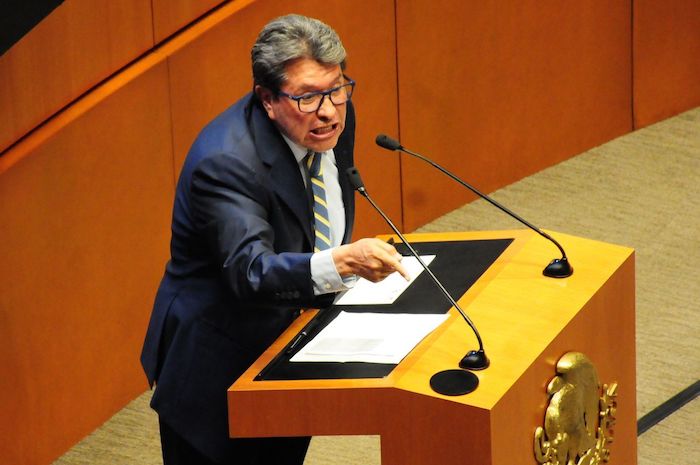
[534,352,617,465]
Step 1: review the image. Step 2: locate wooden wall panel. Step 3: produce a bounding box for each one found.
[151,0,227,43]
[0,61,173,465]
[0,0,154,153]
[166,0,401,238]
[633,0,700,128]
[396,1,633,231]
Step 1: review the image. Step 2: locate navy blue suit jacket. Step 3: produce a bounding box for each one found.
[140,93,355,462]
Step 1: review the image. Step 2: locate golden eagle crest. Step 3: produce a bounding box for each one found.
[534,352,617,465]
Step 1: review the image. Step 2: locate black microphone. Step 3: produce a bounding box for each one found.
[347,166,486,396]
[375,134,573,278]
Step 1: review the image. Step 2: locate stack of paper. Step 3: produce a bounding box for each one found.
[290,311,448,364]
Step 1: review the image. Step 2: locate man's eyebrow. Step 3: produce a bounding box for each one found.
[295,75,344,94]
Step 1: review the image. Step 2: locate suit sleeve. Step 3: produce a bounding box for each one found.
[188,151,329,307]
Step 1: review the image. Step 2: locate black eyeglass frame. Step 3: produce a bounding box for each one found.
[277,75,356,113]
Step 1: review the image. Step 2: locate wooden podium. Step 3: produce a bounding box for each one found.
[228,230,636,465]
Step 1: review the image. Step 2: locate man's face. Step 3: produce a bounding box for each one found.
[257,58,347,152]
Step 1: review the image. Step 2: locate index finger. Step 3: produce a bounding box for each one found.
[373,239,410,281]
[386,251,410,282]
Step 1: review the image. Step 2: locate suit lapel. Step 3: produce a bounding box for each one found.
[335,101,356,243]
[247,100,314,248]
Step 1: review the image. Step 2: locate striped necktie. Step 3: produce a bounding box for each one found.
[307,151,332,251]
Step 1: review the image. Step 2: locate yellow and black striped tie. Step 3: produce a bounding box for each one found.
[307,151,331,251]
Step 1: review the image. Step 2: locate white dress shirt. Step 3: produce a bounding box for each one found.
[281,135,354,295]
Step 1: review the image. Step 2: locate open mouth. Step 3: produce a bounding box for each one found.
[311,123,338,136]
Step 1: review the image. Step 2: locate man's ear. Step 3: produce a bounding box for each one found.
[254,85,275,118]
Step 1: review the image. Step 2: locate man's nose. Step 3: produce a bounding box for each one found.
[316,95,337,118]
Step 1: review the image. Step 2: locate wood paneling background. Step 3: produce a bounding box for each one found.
[0,60,174,465]
[395,0,633,230]
[633,0,700,128]
[152,0,226,43]
[1,0,698,463]
[0,0,154,153]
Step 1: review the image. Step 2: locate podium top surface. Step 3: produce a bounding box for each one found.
[229,229,634,410]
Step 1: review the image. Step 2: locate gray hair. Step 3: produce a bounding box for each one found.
[251,14,346,94]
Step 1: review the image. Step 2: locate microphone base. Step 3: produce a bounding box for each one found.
[430,369,479,396]
[459,349,490,370]
[543,257,573,278]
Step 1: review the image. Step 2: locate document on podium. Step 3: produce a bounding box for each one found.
[334,255,436,306]
[290,311,448,364]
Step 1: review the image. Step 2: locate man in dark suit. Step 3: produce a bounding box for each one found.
[140,14,408,465]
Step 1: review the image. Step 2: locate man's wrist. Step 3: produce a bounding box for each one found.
[311,248,351,294]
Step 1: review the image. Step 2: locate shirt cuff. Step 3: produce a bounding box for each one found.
[310,248,356,295]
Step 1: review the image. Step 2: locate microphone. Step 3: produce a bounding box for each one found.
[375,134,573,278]
[347,166,486,396]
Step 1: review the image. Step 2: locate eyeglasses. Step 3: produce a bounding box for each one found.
[278,75,355,113]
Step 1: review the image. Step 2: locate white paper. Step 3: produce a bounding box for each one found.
[290,311,448,364]
[334,255,436,305]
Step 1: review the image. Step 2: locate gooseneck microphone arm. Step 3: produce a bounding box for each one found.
[346,166,489,371]
[375,134,573,278]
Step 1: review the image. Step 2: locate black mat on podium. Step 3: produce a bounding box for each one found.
[256,238,513,381]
